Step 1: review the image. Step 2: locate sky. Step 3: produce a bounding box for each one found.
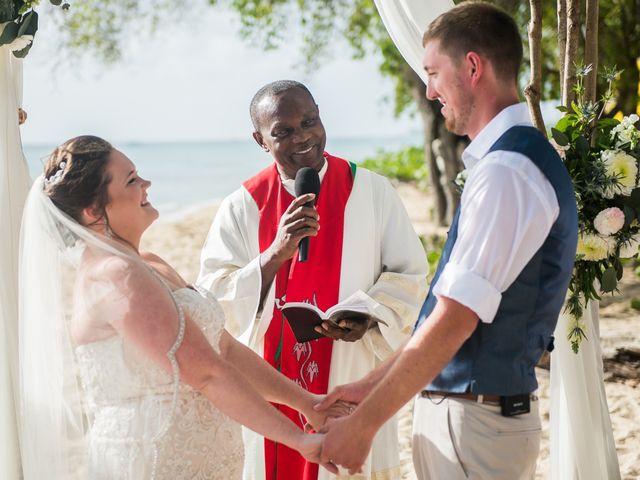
[19,7,421,146]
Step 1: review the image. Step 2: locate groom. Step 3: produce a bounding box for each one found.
[317,3,578,479]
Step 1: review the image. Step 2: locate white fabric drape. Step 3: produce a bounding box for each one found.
[1,44,30,480]
[372,1,620,478]
[551,301,621,479]
[372,0,454,84]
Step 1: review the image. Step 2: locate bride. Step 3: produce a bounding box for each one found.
[18,135,345,479]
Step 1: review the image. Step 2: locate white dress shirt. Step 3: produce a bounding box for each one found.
[433,103,560,323]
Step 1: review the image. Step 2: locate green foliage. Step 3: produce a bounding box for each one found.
[419,234,445,283]
[0,0,67,57]
[555,67,640,352]
[359,146,427,185]
[631,297,640,310]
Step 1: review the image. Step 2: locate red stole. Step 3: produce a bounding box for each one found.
[243,153,354,480]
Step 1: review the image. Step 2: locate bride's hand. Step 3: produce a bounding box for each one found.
[301,393,355,433]
[296,432,339,474]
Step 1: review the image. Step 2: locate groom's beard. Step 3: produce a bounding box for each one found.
[444,87,474,136]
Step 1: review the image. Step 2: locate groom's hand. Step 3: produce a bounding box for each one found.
[303,394,355,433]
[314,382,370,414]
[320,416,373,475]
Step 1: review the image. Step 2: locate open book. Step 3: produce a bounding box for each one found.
[281,291,387,343]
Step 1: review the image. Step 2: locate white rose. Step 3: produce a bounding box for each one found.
[619,235,640,258]
[576,233,610,261]
[593,207,625,235]
[601,149,638,197]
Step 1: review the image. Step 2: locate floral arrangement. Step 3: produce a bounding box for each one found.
[0,0,69,58]
[551,65,640,353]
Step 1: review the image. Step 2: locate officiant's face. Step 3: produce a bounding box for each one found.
[104,150,159,240]
[253,88,327,179]
[423,41,474,136]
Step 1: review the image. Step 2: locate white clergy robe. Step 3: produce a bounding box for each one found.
[198,164,428,480]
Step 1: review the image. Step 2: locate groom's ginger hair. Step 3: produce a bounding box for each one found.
[423,1,523,84]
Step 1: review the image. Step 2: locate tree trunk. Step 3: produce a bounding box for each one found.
[525,0,546,135]
[406,68,465,226]
[563,0,581,107]
[406,70,447,225]
[557,0,567,99]
[584,0,599,105]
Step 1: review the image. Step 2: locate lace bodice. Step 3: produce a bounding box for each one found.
[75,287,244,479]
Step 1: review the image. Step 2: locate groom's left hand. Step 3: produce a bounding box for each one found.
[320,415,373,475]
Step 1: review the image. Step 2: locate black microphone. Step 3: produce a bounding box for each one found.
[294,167,321,262]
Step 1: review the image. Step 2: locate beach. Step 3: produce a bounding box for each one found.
[141,182,640,479]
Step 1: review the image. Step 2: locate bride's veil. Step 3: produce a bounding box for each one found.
[19,176,183,479]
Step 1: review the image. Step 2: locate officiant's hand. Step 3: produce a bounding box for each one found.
[269,193,319,263]
[315,315,373,342]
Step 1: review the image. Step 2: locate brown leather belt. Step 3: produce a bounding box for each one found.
[420,390,502,406]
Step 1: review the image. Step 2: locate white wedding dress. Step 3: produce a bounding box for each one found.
[74,286,244,479]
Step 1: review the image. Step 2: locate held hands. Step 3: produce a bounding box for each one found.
[319,415,374,475]
[296,432,339,475]
[314,315,373,342]
[301,392,356,433]
[313,381,375,474]
[267,193,319,263]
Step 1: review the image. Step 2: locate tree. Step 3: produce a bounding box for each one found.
[49,0,640,225]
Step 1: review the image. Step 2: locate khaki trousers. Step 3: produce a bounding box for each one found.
[412,395,541,480]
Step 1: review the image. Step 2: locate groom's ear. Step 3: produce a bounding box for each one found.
[253,131,269,152]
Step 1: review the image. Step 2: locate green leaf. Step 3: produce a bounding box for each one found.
[615,259,624,281]
[551,128,570,146]
[0,21,18,46]
[555,114,575,132]
[576,135,590,158]
[556,105,569,113]
[17,10,37,37]
[571,101,584,116]
[628,188,640,210]
[597,118,619,129]
[623,205,636,228]
[601,267,618,293]
[12,40,33,58]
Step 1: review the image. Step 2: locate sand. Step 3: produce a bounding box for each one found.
[141,182,640,479]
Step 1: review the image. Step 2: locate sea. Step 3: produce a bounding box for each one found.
[24,136,420,219]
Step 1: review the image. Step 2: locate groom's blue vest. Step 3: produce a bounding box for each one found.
[415,126,578,395]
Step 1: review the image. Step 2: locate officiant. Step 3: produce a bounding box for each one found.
[197,80,427,480]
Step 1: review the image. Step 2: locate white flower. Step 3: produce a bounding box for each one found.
[601,149,638,198]
[8,35,33,53]
[619,235,640,258]
[612,114,640,148]
[454,169,468,189]
[576,233,610,261]
[593,207,625,235]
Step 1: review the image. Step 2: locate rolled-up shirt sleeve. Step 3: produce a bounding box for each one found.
[433,152,559,323]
